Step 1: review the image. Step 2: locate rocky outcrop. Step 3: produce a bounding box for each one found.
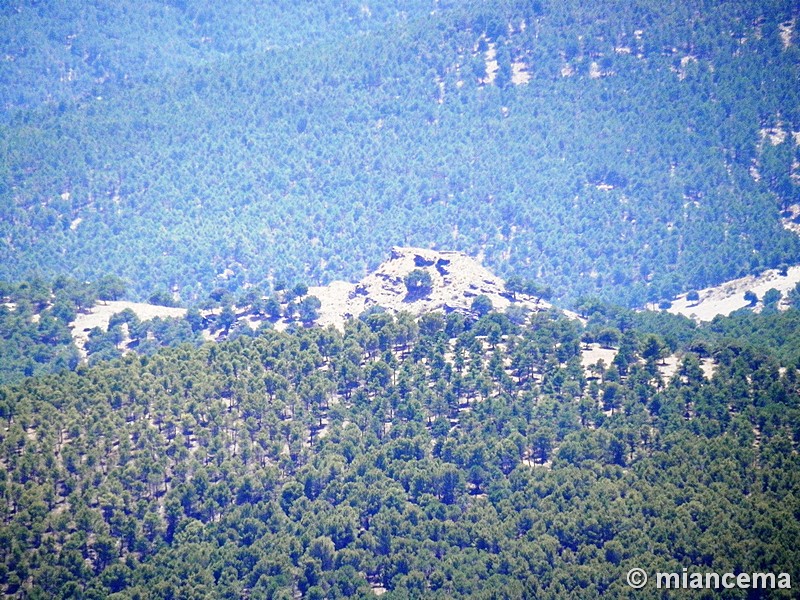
[308,247,557,329]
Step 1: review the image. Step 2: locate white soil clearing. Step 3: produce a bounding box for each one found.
[662,266,800,322]
[760,124,788,146]
[476,34,530,86]
[779,19,795,49]
[71,301,186,352]
[657,354,716,381]
[511,61,531,84]
[581,343,617,372]
[483,41,498,84]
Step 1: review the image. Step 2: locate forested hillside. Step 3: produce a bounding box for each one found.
[1,308,798,598]
[3,2,800,597]
[2,0,800,306]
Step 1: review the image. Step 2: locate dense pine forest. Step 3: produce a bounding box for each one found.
[3,1,800,598]
[1,307,799,598]
[2,0,800,306]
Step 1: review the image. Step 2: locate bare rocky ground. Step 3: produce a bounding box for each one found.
[308,246,560,329]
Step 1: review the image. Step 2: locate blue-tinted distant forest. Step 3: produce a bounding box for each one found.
[2,0,799,306]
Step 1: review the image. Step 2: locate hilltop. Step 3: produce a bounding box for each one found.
[307,247,561,330]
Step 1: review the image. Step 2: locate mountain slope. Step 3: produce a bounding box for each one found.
[1,303,798,598]
[2,0,799,306]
